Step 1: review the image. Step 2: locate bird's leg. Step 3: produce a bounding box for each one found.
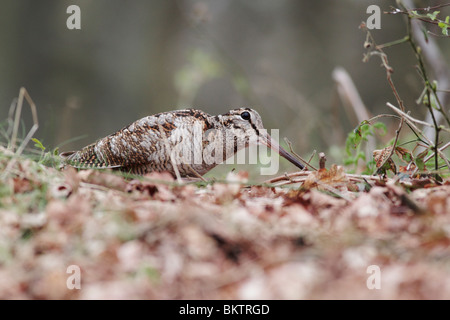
[158,124,182,182]
[185,163,208,182]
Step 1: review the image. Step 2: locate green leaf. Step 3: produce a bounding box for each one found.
[438,21,449,36]
[431,80,438,91]
[343,158,355,166]
[352,129,362,147]
[32,138,46,151]
[427,11,439,21]
[360,120,370,126]
[344,121,387,173]
[373,122,387,135]
[430,93,438,110]
[356,151,366,162]
[395,146,412,163]
[416,157,426,171]
[362,160,376,175]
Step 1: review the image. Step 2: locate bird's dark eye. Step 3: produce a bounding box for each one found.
[240,111,251,121]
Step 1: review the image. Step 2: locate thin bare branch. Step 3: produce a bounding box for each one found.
[423,141,450,164]
[262,171,310,184]
[386,102,450,134]
[284,137,317,171]
[387,103,450,170]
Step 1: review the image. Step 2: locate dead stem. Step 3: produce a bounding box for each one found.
[387,102,450,170]
[284,137,317,171]
[362,28,405,174]
[2,88,39,180]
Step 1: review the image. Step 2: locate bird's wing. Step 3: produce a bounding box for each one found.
[60,113,176,170]
[60,109,209,171]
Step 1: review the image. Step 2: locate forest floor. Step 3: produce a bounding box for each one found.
[1,145,450,299]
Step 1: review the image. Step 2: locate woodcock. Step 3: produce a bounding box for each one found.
[61,108,305,177]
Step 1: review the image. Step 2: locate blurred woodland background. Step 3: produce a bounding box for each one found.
[1,0,449,176]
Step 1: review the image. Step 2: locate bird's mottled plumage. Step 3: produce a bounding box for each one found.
[61,108,304,177]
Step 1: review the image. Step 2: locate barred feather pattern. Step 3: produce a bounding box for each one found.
[61,108,261,177]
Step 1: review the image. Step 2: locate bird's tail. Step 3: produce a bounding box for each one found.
[60,144,121,169]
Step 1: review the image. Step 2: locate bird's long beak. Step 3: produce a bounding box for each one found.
[259,134,305,170]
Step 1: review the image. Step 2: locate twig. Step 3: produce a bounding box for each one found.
[284,172,295,183]
[426,31,450,38]
[365,113,428,144]
[263,170,389,187]
[268,178,306,187]
[402,3,440,172]
[385,4,450,28]
[386,102,450,134]
[362,26,406,174]
[262,171,311,184]
[319,152,326,170]
[386,103,433,144]
[387,102,450,170]
[375,36,410,50]
[317,182,353,202]
[307,150,317,167]
[423,141,450,164]
[400,0,450,174]
[407,3,450,11]
[366,114,402,123]
[284,137,317,171]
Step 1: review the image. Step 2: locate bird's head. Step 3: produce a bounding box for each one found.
[216,108,305,170]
